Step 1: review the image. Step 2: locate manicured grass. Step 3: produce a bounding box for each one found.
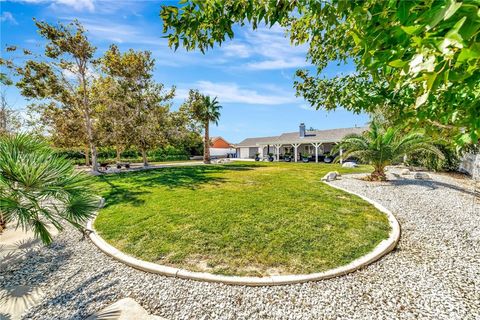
[93,162,390,276]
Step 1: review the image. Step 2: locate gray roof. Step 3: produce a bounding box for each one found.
[235,136,281,147]
[235,127,367,147]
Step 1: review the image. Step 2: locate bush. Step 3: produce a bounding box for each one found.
[407,141,460,172]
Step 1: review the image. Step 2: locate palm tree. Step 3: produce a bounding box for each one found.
[191,94,222,164]
[0,134,99,244]
[335,121,444,181]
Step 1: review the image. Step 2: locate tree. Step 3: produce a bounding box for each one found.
[160,0,480,145]
[99,45,175,167]
[93,76,132,163]
[335,121,444,181]
[182,90,222,164]
[0,134,98,243]
[2,20,101,171]
[28,102,91,165]
[0,75,22,135]
[0,94,21,136]
[165,109,204,156]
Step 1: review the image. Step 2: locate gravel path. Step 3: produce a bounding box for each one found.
[2,169,479,319]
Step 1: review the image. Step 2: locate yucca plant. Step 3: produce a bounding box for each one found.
[335,121,444,181]
[0,134,98,244]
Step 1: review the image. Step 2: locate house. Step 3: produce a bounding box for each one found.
[210,136,232,149]
[209,136,236,158]
[235,123,367,162]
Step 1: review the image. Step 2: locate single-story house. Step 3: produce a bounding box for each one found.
[209,136,236,158]
[234,123,367,162]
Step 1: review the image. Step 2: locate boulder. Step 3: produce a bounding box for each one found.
[414,172,431,180]
[342,162,357,168]
[401,169,410,175]
[85,298,167,320]
[321,171,339,182]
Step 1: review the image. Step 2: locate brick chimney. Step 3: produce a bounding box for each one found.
[299,123,306,138]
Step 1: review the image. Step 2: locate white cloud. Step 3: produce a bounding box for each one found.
[177,81,297,105]
[59,17,164,46]
[219,24,310,70]
[12,0,94,12]
[0,12,18,25]
[246,57,309,70]
[221,43,251,58]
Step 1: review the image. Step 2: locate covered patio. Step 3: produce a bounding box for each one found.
[235,124,366,163]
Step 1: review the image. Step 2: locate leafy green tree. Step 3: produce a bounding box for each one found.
[0,134,98,243]
[28,102,91,165]
[165,110,204,156]
[99,45,175,167]
[335,121,444,181]
[160,0,480,144]
[93,76,132,163]
[2,20,101,171]
[182,90,222,164]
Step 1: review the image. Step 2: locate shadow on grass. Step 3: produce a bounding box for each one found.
[98,164,259,208]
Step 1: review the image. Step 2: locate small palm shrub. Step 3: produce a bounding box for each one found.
[335,121,444,181]
[0,134,98,244]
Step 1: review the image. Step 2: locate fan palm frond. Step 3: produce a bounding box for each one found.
[0,134,98,244]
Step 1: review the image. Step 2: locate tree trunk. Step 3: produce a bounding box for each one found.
[116,147,121,163]
[369,165,387,181]
[84,110,98,172]
[79,61,98,173]
[84,146,90,166]
[204,122,210,164]
[142,148,148,167]
[0,214,6,233]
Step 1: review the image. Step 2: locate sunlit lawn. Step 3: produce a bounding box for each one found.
[93,162,390,276]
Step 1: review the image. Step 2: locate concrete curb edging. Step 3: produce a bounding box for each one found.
[87,181,400,286]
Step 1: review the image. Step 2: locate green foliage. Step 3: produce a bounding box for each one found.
[181,90,222,163]
[3,19,101,170]
[335,121,445,180]
[160,0,480,144]
[407,140,460,171]
[0,134,98,244]
[96,45,176,166]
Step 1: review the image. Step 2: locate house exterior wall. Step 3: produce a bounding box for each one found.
[210,148,236,158]
[238,147,258,159]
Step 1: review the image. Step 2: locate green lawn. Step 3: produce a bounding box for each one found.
[93,162,390,276]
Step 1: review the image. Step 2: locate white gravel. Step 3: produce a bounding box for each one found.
[1,168,479,319]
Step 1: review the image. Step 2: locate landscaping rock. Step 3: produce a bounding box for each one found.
[414,172,431,180]
[401,169,410,175]
[85,298,167,320]
[321,171,339,181]
[5,167,479,320]
[342,162,357,168]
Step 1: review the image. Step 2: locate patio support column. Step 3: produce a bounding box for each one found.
[274,144,282,162]
[311,142,321,163]
[292,143,300,163]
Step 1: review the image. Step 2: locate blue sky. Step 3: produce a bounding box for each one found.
[0,0,369,143]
